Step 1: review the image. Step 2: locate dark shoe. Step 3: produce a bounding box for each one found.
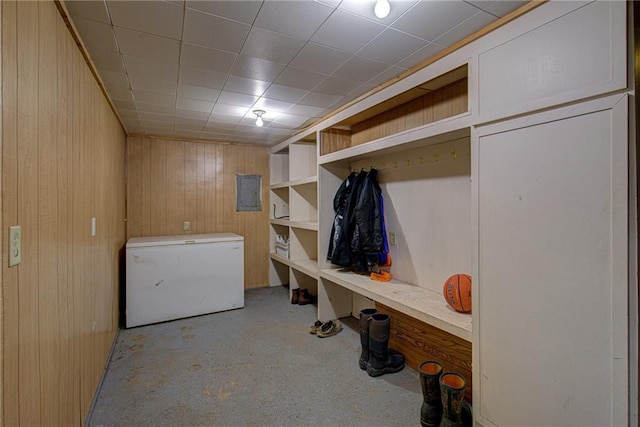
[297,288,316,305]
[309,320,323,334]
[366,313,404,377]
[359,308,377,370]
[291,288,300,304]
[317,320,342,338]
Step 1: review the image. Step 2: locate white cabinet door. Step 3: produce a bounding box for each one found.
[473,94,629,426]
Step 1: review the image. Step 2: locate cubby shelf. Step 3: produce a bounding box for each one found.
[289,176,318,187]
[270,218,290,227]
[289,220,318,231]
[319,113,471,166]
[269,252,291,266]
[270,181,290,190]
[319,268,472,342]
[290,259,319,279]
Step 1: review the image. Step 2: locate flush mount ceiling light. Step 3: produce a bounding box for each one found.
[374,0,390,19]
[253,109,265,127]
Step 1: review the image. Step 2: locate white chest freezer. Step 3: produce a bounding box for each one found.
[125,233,244,328]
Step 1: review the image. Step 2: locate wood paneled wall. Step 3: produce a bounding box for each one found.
[2,1,127,426]
[320,78,468,155]
[126,137,270,288]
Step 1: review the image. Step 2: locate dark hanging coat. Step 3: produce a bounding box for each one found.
[351,169,385,272]
[327,172,361,267]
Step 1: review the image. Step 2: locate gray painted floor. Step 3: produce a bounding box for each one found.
[89,286,422,427]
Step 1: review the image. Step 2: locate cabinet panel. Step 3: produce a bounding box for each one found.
[477,0,626,123]
[475,96,628,426]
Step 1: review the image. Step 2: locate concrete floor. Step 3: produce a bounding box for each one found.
[89,285,422,427]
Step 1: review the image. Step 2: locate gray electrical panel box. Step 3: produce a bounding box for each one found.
[236,174,262,212]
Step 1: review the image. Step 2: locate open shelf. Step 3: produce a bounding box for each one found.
[319,113,471,166]
[290,259,319,279]
[270,218,290,227]
[289,220,318,231]
[290,176,318,187]
[319,268,471,342]
[270,181,289,190]
[270,252,291,266]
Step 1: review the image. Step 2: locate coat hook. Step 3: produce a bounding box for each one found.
[392,161,398,168]
[418,156,424,164]
[381,163,387,169]
[433,154,440,162]
[450,151,458,160]
[406,159,411,167]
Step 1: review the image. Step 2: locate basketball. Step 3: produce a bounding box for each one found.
[442,274,472,313]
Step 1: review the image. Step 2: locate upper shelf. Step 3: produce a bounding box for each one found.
[319,113,471,165]
[319,268,472,342]
[289,176,318,187]
[270,181,289,190]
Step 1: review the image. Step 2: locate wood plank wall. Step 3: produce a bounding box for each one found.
[2,1,127,426]
[320,78,468,155]
[126,137,270,288]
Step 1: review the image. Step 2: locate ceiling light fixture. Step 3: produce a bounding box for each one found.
[253,109,265,127]
[374,0,390,19]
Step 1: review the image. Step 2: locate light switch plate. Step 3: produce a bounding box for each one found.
[91,217,96,237]
[389,231,397,246]
[9,225,21,267]
[183,221,190,232]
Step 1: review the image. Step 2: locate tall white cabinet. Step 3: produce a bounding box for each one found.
[268,1,637,424]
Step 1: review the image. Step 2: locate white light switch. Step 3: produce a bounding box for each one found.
[9,225,21,267]
[91,217,96,237]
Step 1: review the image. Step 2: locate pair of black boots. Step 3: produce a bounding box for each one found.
[358,308,405,377]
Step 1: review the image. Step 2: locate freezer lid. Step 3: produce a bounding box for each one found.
[126,233,243,248]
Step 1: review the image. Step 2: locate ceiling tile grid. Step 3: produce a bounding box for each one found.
[64,0,526,145]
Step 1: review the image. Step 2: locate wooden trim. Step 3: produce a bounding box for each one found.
[376,303,473,404]
[127,133,272,149]
[288,0,547,142]
[51,0,126,136]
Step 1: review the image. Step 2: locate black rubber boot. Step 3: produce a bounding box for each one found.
[366,313,404,377]
[359,308,377,370]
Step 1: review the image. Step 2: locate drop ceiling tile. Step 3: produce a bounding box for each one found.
[118,109,139,119]
[367,66,407,86]
[176,97,214,112]
[183,9,251,53]
[338,0,418,24]
[177,84,221,102]
[274,66,327,91]
[315,0,341,7]
[127,127,146,134]
[107,1,184,39]
[90,48,126,73]
[230,55,287,82]
[298,92,344,108]
[484,1,529,18]
[185,1,262,25]
[143,119,174,129]
[253,97,295,114]
[173,130,203,138]
[332,56,389,83]
[174,116,207,127]
[289,43,351,76]
[347,83,376,99]
[212,103,250,117]
[313,76,362,96]
[310,10,385,54]
[391,1,480,42]
[263,84,309,103]
[217,91,260,107]
[358,29,429,65]
[101,71,130,88]
[114,27,180,63]
[107,87,135,102]
[396,42,445,69]
[179,66,228,90]
[272,113,309,127]
[180,43,237,74]
[254,1,333,40]
[286,104,326,117]
[113,99,136,110]
[140,112,174,123]
[122,118,143,127]
[434,10,496,48]
[208,113,242,125]
[175,108,211,119]
[204,121,236,131]
[129,74,177,96]
[133,91,176,107]
[136,103,175,115]
[464,1,496,11]
[123,55,179,81]
[223,76,270,97]
[66,1,111,23]
[72,16,118,52]
[238,116,272,128]
[240,27,306,64]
